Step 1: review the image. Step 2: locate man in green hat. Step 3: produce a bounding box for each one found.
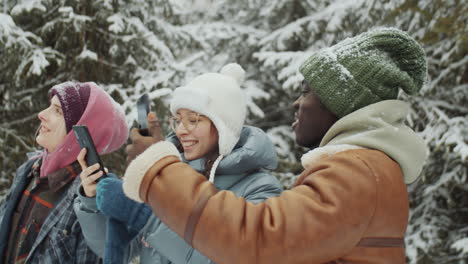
[122,27,428,263]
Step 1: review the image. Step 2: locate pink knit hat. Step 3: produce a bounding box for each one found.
[40,82,129,177]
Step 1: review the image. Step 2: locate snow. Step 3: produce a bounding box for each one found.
[109,44,119,56]
[29,50,50,75]
[14,48,58,78]
[259,0,366,51]
[77,47,98,61]
[267,126,297,161]
[124,55,137,65]
[254,50,311,90]
[0,13,15,33]
[171,0,212,11]
[325,0,362,31]
[244,80,270,118]
[321,48,353,81]
[58,6,73,13]
[49,82,75,118]
[149,88,172,98]
[127,17,174,59]
[183,22,265,45]
[11,0,46,15]
[1,0,467,262]
[451,238,468,254]
[259,16,312,51]
[108,14,125,33]
[100,0,114,10]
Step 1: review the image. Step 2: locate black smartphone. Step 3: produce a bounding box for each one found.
[137,93,151,136]
[73,125,107,180]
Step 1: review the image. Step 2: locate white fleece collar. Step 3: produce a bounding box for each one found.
[316,100,427,184]
[301,144,364,169]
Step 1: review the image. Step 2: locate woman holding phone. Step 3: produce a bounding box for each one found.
[0,82,128,263]
[74,63,283,264]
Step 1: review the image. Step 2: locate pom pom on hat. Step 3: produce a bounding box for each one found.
[299,27,427,118]
[220,63,246,85]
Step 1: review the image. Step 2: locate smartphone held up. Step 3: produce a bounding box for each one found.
[137,93,151,137]
[73,125,107,181]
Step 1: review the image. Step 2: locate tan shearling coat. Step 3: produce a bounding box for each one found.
[123,100,428,264]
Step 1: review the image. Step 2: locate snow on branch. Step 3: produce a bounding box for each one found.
[254,51,311,90]
[11,0,46,16]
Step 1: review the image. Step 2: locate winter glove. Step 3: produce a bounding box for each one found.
[96,176,151,233]
[104,218,134,264]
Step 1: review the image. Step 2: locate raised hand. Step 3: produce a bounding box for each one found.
[77,148,107,197]
[126,112,164,163]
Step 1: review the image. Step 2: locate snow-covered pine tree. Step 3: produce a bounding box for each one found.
[171,0,271,115]
[398,1,468,262]
[0,0,271,195]
[0,0,204,193]
[0,4,64,193]
[1,0,466,262]
[252,0,467,262]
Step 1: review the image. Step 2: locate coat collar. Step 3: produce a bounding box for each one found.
[301,144,364,169]
[307,100,427,184]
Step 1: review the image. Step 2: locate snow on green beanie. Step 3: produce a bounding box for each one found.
[299,27,427,118]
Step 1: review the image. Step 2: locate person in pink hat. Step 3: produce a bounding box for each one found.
[0,81,128,263]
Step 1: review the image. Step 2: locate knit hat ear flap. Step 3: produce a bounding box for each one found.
[299,27,427,118]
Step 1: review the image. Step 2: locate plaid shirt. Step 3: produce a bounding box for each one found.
[0,157,101,264]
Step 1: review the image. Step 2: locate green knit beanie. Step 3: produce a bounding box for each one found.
[299,27,427,118]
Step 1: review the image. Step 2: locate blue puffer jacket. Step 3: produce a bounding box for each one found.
[74,125,283,264]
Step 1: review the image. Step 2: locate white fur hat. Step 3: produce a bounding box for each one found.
[170,63,247,157]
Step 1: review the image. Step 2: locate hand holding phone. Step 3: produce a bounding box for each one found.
[73,125,107,181]
[137,93,151,136]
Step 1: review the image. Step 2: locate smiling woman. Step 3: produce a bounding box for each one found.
[74,63,283,264]
[171,109,219,162]
[164,62,252,181]
[0,82,128,263]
